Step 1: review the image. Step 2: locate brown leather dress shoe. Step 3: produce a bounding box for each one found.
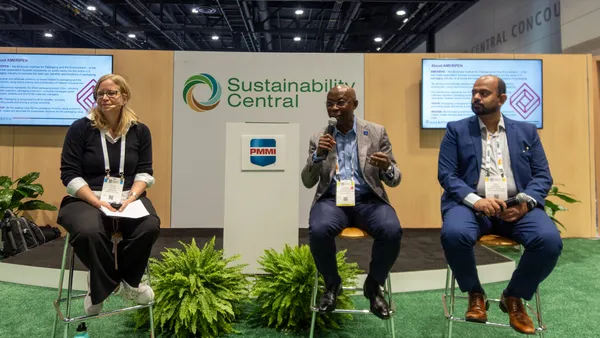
[465,292,488,323]
[499,294,536,335]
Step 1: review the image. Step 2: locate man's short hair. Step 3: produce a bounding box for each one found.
[497,77,506,96]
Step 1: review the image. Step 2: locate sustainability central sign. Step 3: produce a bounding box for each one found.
[184,73,356,111]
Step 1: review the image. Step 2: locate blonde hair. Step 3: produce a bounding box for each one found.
[88,74,139,136]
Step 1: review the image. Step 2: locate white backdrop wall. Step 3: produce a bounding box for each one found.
[560,0,600,54]
[412,0,561,54]
[171,52,364,228]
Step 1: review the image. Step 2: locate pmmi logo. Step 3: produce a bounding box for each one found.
[250,139,276,167]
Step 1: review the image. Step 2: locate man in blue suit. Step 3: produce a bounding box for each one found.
[438,75,562,335]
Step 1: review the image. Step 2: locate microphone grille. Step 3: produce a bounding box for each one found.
[328,117,338,126]
[516,192,527,203]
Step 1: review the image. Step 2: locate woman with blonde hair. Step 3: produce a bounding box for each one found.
[58,74,160,315]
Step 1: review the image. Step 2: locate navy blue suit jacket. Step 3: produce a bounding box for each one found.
[438,115,552,216]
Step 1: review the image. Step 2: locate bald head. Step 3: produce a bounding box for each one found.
[328,84,357,101]
[475,75,506,96]
[471,75,507,116]
[325,84,358,129]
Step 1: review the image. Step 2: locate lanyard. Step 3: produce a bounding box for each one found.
[100,131,126,179]
[485,131,504,177]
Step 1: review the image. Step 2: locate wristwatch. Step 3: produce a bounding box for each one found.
[129,191,139,200]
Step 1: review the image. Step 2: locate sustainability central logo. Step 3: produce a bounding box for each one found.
[183,73,222,112]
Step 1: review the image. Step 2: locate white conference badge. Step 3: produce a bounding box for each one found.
[99,131,126,204]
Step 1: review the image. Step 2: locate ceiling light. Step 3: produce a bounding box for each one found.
[87,5,96,11]
[44,32,53,38]
[374,37,383,42]
[294,36,301,42]
[396,10,406,16]
[128,33,136,38]
[193,6,217,14]
[295,9,304,15]
[212,35,219,40]
[376,47,381,51]
[403,18,408,23]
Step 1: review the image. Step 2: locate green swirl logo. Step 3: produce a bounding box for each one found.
[183,73,222,112]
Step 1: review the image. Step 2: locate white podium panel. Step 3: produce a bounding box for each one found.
[223,122,300,273]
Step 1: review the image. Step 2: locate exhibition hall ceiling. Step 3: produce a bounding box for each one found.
[0,0,478,53]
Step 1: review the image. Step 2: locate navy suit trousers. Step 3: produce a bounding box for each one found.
[308,195,402,287]
[441,205,562,300]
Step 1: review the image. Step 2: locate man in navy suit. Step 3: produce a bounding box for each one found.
[438,75,562,335]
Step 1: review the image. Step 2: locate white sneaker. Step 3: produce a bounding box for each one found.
[116,280,154,305]
[84,272,103,315]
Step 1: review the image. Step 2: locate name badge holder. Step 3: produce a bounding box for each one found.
[483,132,508,201]
[335,150,356,207]
[98,131,127,269]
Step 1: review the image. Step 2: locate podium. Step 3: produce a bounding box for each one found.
[223,122,300,273]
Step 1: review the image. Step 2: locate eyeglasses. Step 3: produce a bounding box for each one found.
[326,100,349,108]
[96,90,120,99]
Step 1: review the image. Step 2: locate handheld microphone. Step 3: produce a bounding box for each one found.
[505,193,528,208]
[321,117,337,157]
[475,192,528,217]
[326,117,337,135]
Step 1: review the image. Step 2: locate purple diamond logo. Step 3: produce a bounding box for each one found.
[509,83,540,119]
[77,79,97,111]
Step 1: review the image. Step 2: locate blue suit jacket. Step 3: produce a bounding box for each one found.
[438,115,552,216]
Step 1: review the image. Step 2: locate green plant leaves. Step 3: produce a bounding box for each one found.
[0,189,13,211]
[545,184,580,232]
[19,200,57,211]
[250,244,362,333]
[0,176,11,189]
[0,172,56,217]
[134,237,250,338]
[16,172,40,185]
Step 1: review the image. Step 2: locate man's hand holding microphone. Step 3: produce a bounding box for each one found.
[316,117,338,158]
[473,193,530,222]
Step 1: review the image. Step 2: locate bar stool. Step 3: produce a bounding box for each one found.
[51,220,155,338]
[442,235,546,337]
[309,227,397,338]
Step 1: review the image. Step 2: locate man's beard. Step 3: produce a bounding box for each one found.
[471,103,495,116]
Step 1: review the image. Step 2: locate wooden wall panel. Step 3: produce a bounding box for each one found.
[0,47,16,179]
[365,53,444,228]
[103,50,174,228]
[593,56,600,238]
[7,48,173,229]
[518,54,595,238]
[365,53,596,238]
[11,48,95,227]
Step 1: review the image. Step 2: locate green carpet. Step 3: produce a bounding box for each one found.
[0,238,597,337]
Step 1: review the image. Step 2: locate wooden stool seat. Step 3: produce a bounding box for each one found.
[478,234,519,247]
[340,227,368,239]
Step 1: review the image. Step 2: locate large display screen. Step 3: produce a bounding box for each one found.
[421,58,543,129]
[0,53,113,126]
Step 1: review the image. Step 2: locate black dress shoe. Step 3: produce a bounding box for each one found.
[363,276,391,320]
[318,282,342,312]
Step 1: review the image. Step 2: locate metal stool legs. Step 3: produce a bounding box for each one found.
[442,245,547,337]
[52,233,155,337]
[309,269,396,338]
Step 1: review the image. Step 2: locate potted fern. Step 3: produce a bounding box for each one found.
[250,244,362,333]
[134,237,250,338]
[0,172,57,217]
[544,184,580,232]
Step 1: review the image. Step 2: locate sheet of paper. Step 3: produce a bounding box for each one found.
[100,200,150,219]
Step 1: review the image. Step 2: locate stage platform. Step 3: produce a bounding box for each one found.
[0,228,516,293]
